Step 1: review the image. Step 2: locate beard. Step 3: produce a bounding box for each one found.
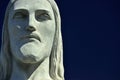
[11,40,50,64]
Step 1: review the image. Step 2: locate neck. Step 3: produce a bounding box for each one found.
[10,57,52,80]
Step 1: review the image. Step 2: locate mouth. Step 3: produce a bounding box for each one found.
[22,34,41,42]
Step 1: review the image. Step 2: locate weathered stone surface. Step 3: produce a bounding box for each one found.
[0,0,64,80]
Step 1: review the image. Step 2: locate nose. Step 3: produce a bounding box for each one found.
[26,25,36,31]
[26,14,37,32]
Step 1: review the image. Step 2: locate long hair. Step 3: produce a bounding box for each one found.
[0,0,64,80]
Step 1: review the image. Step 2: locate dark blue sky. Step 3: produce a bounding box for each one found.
[0,0,120,80]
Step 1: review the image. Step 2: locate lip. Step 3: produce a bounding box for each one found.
[21,34,41,42]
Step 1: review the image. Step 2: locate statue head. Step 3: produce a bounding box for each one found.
[0,0,64,80]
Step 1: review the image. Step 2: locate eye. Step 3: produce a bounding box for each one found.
[35,13,51,21]
[13,12,27,19]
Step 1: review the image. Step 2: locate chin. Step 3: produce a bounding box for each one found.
[11,43,51,64]
[17,54,46,64]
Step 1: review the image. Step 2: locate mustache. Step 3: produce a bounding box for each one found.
[21,33,41,42]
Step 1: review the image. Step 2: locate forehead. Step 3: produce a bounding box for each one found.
[13,0,52,11]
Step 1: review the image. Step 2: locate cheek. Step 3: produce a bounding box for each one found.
[8,19,26,35]
[8,20,17,36]
[38,21,56,41]
[38,22,55,45]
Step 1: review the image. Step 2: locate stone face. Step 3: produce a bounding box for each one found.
[0,0,64,80]
[8,0,55,64]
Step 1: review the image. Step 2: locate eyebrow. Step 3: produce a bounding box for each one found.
[14,9,28,14]
[14,9,50,13]
[35,10,50,13]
